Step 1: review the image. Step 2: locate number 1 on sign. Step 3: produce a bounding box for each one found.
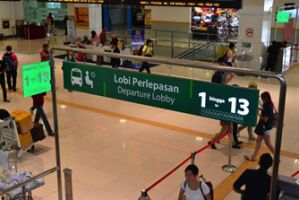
[198,92,206,108]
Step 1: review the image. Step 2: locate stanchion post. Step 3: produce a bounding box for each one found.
[190,152,196,164]
[64,168,73,200]
[138,189,150,200]
[222,124,236,173]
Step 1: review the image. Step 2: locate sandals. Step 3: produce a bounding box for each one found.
[244,155,256,161]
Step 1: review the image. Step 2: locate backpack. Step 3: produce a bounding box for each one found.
[138,45,147,56]
[183,178,214,200]
[211,71,225,84]
[3,53,14,71]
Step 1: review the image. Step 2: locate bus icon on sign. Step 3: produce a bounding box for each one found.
[71,68,83,87]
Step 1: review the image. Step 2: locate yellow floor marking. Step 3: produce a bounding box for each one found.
[46,97,214,139]
[214,150,269,200]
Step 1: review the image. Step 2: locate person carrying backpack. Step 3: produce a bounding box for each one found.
[2,45,18,92]
[139,39,153,74]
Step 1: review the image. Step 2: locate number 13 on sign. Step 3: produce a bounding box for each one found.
[198,92,250,116]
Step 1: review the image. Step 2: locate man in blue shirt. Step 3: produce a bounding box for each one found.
[233,153,273,200]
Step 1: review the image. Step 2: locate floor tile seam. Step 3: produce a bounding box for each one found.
[42,96,299,160]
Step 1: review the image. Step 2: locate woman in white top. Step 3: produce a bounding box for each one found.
[178,164,211,200]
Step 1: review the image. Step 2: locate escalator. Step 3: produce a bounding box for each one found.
[175,41,217,62]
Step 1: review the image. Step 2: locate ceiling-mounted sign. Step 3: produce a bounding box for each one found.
[63,61,258,126]
[36,0,242,8]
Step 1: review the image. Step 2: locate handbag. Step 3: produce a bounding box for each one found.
[254,119,265,135]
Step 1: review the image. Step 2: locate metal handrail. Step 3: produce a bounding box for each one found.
[52,45,286,200]
[0,167,58,196]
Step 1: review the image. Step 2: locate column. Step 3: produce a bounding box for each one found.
[236,0,273,69]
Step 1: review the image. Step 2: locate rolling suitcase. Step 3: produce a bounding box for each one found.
[30,123,46,142]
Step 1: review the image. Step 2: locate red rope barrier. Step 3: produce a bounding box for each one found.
[146,130,230,192]
[291,170,299,177]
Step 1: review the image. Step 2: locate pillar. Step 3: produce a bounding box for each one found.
[236,0,273,69]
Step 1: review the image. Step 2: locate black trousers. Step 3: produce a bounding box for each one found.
[6,69,17,90]
[139,62,151,73]
[232,123,240,144]
[0,75,7,101]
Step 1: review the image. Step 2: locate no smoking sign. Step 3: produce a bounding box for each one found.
[245,28,254,37]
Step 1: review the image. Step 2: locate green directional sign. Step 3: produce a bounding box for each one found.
[22,61,51,97]
[276,11,290,23]
[63,61,259,126]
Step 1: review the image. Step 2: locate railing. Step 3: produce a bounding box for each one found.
[51,45,287,200]
[106,28,230,59]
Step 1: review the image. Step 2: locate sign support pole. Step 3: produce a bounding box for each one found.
[222,124,236,173]
[50,52,63,200]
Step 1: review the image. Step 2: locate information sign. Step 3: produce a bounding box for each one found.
[276,11,290,23]
[22,61,51,97]
[63,62,259,126]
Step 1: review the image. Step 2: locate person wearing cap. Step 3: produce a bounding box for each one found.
[233,153,277,200]
[178,164,211,200]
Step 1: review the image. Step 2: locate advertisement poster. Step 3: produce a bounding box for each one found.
[144,9,152,27]
[131,29,144,68]
[67,19,76,43]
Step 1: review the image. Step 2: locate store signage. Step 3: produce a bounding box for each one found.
[22,61,51,98]
[63,62,259,126]
[276,11,290,23]
[36,0,242,8]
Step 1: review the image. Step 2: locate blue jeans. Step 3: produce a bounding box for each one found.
[34,105,53,134]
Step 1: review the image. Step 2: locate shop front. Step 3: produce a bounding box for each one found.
[191,7,239,40]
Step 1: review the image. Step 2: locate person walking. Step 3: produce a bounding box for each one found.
[32,93,55,137]
[178,164,211,200]
[2,45,18,92]
[233,153,276,200]
[237,81,258,141]
[139,39,153,74]
[207,60,234,149]
[244,91,275,161]
[46,13,54,36]
[40,44,50,62]
[0,60,9,102]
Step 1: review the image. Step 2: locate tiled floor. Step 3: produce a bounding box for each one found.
[1,33,299,200]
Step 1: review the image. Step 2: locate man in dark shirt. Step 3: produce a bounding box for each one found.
[233,153,273,200]
[0,60,9,102]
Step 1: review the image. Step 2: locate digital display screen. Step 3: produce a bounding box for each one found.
[36,0,242,8]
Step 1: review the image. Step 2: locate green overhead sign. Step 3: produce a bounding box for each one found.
[22,61,51,97]
[276,11,290,23]
[63,62,259,126]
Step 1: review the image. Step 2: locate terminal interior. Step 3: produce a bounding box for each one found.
[1,0,299,199]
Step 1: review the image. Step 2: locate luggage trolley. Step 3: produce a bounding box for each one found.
[0,117,33,159]
[0,118,44,199]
